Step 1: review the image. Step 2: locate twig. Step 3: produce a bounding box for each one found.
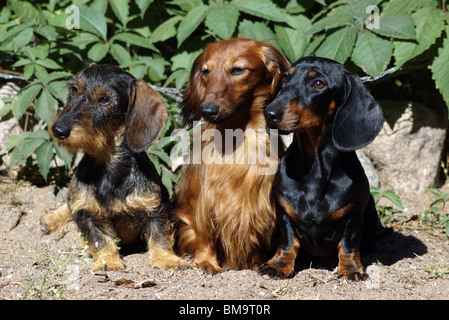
[0,73,26,81]
[9,210,27,231]
[360,66,399,83]
[0,68,26,81]
[149,85,184,103]
[0,71,184,102]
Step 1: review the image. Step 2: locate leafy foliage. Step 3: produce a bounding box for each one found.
[370,187,406,226]
[1,0,449,193]
[421,188,449,236]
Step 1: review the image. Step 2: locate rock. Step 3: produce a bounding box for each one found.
[0,82,20,110]
[0,117,22,172]
[356,149,380,189]
[362,100,448,194]
[0,82,22,173]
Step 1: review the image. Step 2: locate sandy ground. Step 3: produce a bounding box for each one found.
[0,176,448,305]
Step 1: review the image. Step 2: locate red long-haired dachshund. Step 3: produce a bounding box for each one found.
[174,38,290,274]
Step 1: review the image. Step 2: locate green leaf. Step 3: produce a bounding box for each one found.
[315,26,357,64]
[161,171,174,197]
[177,5,208,47]
[426,187,444,197]
[430,27,449,112]
[41,71,72,84]
[170,0,203,12]
[10,135,46,166]
[170,50,202,71]
[35,58,61,70]
[205,3,239,40]
[87,42,110,62]
[79,6,108,40]
[233,0,285,22]
[155,136,174,149]
[10,0,41,23]
[136,0,154,19]
[164,69,190,90]
[53,140,73,169]
[36,88,58,126]
[23,64,34,80]
[304,33,325,56]
[71,32,101,48]
[429,195,449,208]
[33,25,57,41]
[149,16,182,43]
[47,81,68,104]
[148,148,172,167]
[109,0,129,26]
[371,13,416,40]
[110,43,132,66]
[382,0,421,16]
[0,99,13,118]
[308,5,353,34]
[14,84,42,120]
[91,0,109,14]
[348,0,381,30]
[394,7,446,68]
[274,16,310,62]
[370,187,381,202]
[11,58,32,68]
[0,20,35,42]
[238,20,277,47]
[351,30,393,77]
[112,32,158,51]
[381,189,404,209]
[35,140,54,180]
[6,132,31,151]
[34,65,48,81]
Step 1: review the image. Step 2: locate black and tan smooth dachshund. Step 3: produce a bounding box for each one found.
[260,56,384,281]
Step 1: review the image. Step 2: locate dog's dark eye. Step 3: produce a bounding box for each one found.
[98,96,111,105]
[69,86,77,94]
[282,74,288,84]
[312,80,325,89]
[201,69,210,77]
[230,67,245,76]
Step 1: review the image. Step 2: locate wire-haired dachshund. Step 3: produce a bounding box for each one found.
[260,56,384,280]
[174,38,290,274]
[41,63,188,271]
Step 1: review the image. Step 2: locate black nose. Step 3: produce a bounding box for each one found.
[201,104,219,121]
[52,123,71,140]
[264,107,283,126]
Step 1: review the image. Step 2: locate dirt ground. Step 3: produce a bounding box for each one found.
[0,174,448,302]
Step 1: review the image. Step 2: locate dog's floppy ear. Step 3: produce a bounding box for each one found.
[125,79,168,152]
[259,42,291,96]
[180,54,204,128]
[332,74,384,151]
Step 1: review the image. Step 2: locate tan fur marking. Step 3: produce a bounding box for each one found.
[278,197,298,222]
[40,204,71,234]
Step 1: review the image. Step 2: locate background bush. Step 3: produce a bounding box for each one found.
[0,0,448,196]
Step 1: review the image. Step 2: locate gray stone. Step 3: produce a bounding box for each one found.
[0,82,22,172]
[362,100,447,194]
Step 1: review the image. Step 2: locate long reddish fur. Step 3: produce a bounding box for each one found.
[174,39,290,273]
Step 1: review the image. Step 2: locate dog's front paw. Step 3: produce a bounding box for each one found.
[338,267,368,281]
[195,260,224,275]
[40,205,71,234]
[148,247,192,270]
[257,260,294,279]
[92,253,126,271]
